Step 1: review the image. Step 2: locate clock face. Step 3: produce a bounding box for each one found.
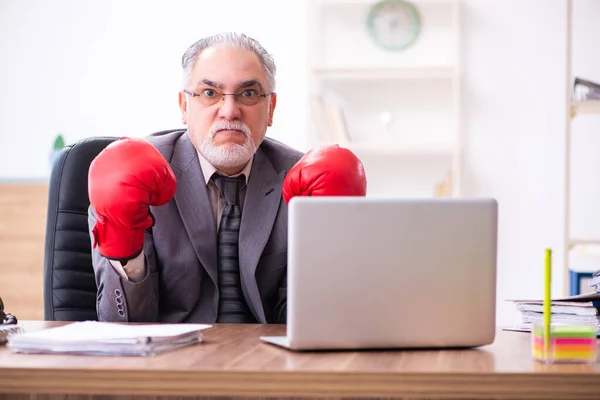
[367,0,421,51]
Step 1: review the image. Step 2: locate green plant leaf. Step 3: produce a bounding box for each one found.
[53,134,65,150]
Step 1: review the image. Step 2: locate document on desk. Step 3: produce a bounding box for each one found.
[7,321,212,356]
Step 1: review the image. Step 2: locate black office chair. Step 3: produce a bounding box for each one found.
[43,136,118,321]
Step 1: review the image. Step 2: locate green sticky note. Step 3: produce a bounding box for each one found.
[533,325,597,338]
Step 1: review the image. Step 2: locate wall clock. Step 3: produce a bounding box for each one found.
[366,0,421,51]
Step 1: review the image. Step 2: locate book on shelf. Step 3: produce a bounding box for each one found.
[7,320,212,356]
[573,77,600,101]
[433,170,453,198]
[310,93,351,145]
[588,268,600,293]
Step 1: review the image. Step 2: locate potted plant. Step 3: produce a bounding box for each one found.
[50,133,66,168]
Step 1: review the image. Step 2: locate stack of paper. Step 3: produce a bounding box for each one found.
[7,321,211,356]
[508,292,600,329]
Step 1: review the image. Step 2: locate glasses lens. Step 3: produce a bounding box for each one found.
[237,91,265,106]
[190,89,267,106]
[198,90,221,106]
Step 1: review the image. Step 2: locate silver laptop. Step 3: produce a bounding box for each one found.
[260,196,498,351]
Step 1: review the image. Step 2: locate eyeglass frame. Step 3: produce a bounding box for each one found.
[182,88,274,106]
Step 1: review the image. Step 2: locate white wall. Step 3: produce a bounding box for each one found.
[0,0,308,179]
[569,1,600,245]
[1,0,599,326]
[460,0,566,326]
[461,0,600,325]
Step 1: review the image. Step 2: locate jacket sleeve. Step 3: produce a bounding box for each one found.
[88,206,160,322]
[272,268,287,324]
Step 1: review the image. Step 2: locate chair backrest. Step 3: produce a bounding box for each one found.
[43,136,118,321]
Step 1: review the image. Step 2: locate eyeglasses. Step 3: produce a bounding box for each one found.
[183,88,273,107]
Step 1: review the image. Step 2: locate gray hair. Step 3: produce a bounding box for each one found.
[181,32,276,92]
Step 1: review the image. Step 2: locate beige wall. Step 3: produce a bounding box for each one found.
[0,184,48,321]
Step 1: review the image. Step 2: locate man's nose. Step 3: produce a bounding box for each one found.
[217,94,242,120]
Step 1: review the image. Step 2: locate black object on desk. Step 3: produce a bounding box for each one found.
[0,296,18,325]
[0,296,19,345]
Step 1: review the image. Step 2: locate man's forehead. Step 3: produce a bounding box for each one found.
[194,78,265,91]
[192,46,267,88]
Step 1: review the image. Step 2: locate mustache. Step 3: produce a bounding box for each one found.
[209,120,251,138]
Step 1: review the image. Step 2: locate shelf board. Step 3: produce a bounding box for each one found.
[568,241,600,273]
[569,239,600,249]
[571,100,600,117]
[343,141,456,155]
[311,67,457,81]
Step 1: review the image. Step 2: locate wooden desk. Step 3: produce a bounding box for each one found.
[0,321,598,400]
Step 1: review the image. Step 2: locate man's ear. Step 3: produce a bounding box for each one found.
[178,91,188,125]
[267,92,277,127]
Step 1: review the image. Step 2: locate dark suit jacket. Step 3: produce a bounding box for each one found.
[88,129,304,324]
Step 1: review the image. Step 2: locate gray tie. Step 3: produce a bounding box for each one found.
[213,174,255,323]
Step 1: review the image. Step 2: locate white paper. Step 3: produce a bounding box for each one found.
[13,321,210,342]
[8,321,212,356]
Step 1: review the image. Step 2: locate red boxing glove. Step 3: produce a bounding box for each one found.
[282,144,367,203]
[88,137,177,261]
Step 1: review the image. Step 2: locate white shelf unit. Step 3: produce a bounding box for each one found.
[563,0,600,295]
[306,0,462,199]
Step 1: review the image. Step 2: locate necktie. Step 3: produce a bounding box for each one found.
[213,174,255,323]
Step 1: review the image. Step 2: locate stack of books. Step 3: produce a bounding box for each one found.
[508,292,600,331]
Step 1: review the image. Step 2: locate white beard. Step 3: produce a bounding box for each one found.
[198,120,257,169]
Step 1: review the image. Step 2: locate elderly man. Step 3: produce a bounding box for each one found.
[87,32,367,324]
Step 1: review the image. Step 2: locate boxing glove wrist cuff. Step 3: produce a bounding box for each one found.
[91,218,146,262]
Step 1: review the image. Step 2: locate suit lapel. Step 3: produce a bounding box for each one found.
[171,134,218,288]
[239,147,285,323]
